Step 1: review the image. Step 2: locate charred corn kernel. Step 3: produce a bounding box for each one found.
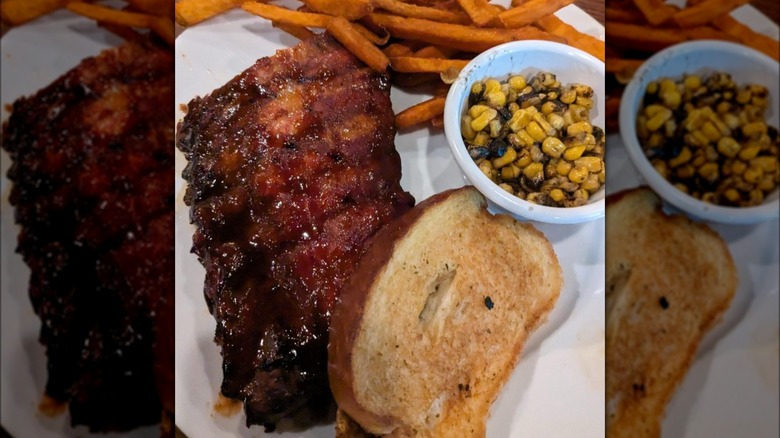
[501,164,521,180]
[751,156,778,172]
[742,121,767,137]
[517,130,535,147]
[471,82,483,95]
[723,113,741,130]
[560,88,576,104]
[698,162,719,181]
[488,119,502,138]
[660,78,676,93]
[533,113,556,136]
[575,156,603,173]
[674,183,689,194]
[484,78,501,94]
[669,147,692,168]
[732,160,748,175]
[653,160,669,178]
[736,88,752,104]
[716,101,731,114]
[582,174,601,192]
[549,188,565,202]
[647,132,665,148]
[492,147,517,168]
[471,108,497,131]
[676,164,695,179]
[743,166,764,184]
[661,90,681,108]
[637,116,649,139]
[478,159,493,176]
[500,83,511,95]
[508,75,527,91]
[691,151,707,168]
[567,121,592,136]
[530,145,544,162]
[468,104,491,119]
[515,152,532,168]
[683,109,706,131]
[752,96,768,107]
[546,113,564,131]
[646,81,659,94]
[701,121,721,142]
[523,162,544,179]
[541,101,557,115]
[497,183,514,194]
[664,119,677,138]
[547,90,559,100]
[573,188,589,201]
[507,133,522,147]
[702,192,717,203]
[717,137,740,158]
[749,189,764,205]
[508,102,520,113]
[472,131,490,146]
[646,108,673,132]
[562,110,575,127]
[583,133,597,146]
[568,165,588,183]
[739,145,761,161]
[598,167,606,183]
[507,109,532,132]
[541,137,566,158]
[690,130,710,146]
[539,72,556,87]
[556,160,573,176]
[684,75,701,90]
[758,175,776,191]
[486,91,506,108]
[575,96,593,109]
[569,104,589,122]
[461,115,476,140]
[724,188,740,203]
[526,121,546,142]
[544,162,557,179]
[707,114,731,137]
[563,145,586,161]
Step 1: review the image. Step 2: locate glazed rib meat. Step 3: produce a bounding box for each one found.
[1,38,174,432]
[176,34,414,429]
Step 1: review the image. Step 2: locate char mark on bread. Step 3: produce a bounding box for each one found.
[176,34,414,428]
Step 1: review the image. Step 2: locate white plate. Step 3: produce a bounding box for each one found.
[606,8,780,435]
[0,6,157,438]
[175,3,605,437]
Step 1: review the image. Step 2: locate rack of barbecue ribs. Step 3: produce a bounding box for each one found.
[177,34,415,430]
[2,37,174,432]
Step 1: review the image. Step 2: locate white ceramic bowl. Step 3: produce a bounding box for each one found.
[444,40,605,224]
[619,40,780,224]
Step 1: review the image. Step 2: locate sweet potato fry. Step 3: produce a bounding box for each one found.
[327,16,389,72]
[605,58,643,74]
[606,22,686,52]
[711,15,780,61]
[1,0,63,26]
[372,0,470,24]
[392,73,439,88]
[241,3,330,28]
[498,0,575,28]
[175,0,242,27]
[413,45,458,59]
[389,56,468,73]
[430,114,444,129]
[456,0,499,27]
[272,22,316,40]
[383,43,415,57]
[67,2,156,28]
[128,0,173,16]
[302,0,371,21]
[605,7,645,24]
[395,96,446,129]
[673,0,749,28]
[630,0,676,26]
[354,23,390,45]
[150,16,175,46]
[537,15,605,62]
[369,13,564,53]
[682,26,739,42]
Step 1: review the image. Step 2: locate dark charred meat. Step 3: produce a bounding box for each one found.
[1,38,174,432]
[176,34,414,429]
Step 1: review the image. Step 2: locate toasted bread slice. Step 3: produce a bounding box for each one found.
[328,186,562,437]
[605,187,737,437]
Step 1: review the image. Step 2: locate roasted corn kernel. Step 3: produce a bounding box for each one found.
[462,72,605,207]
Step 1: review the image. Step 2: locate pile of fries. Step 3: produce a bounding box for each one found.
[0,0,175,46]
[605,0,780,131]
[175,0,605,129]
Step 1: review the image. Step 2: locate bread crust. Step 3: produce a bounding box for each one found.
[328,186,562,436]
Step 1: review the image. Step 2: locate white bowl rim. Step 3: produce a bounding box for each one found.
[618,39,780,224]
[444,40,606,224]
